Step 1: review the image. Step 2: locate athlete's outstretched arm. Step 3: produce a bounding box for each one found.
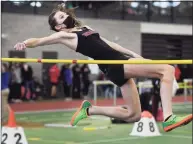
[14,31,73,50]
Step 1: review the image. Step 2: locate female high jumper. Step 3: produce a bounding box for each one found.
[14,4,192,132]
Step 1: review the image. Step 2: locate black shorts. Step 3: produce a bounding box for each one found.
[98,48,134,87]
[98,64,128,87]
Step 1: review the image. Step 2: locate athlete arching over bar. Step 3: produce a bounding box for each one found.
[14,4,192,132]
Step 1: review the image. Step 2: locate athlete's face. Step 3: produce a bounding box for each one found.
[54,11,69,31]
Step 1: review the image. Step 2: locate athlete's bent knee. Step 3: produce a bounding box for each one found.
[132,113,141,122]
[124,111,141,123]
[164,65,175,79]
[159,65,175,79]
[165,65,175,74]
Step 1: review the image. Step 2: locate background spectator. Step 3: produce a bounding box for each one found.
[72,64,81,99]
[152,78,162,121]
[61,64,73,101]
[33,76,44,100]
[21,63,35,101]
[49,63,60,99]
[1,63,11,123]
[81,64,91,99]
[9,62,22,103]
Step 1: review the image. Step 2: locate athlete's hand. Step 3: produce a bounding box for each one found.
[14,42,26,51]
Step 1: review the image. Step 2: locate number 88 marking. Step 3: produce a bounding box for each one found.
[137,122,155,132]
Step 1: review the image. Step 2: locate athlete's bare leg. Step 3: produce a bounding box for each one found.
[71,58,192,131]
[123,58,174,120]
[88,78,141,122]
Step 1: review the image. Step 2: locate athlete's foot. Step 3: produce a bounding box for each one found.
[70,100,92,126]
[163,114,193,132]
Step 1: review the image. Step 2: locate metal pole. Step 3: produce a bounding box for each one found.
[113,85,117,106]
[94,82,97,105]
[183,79,188,103]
